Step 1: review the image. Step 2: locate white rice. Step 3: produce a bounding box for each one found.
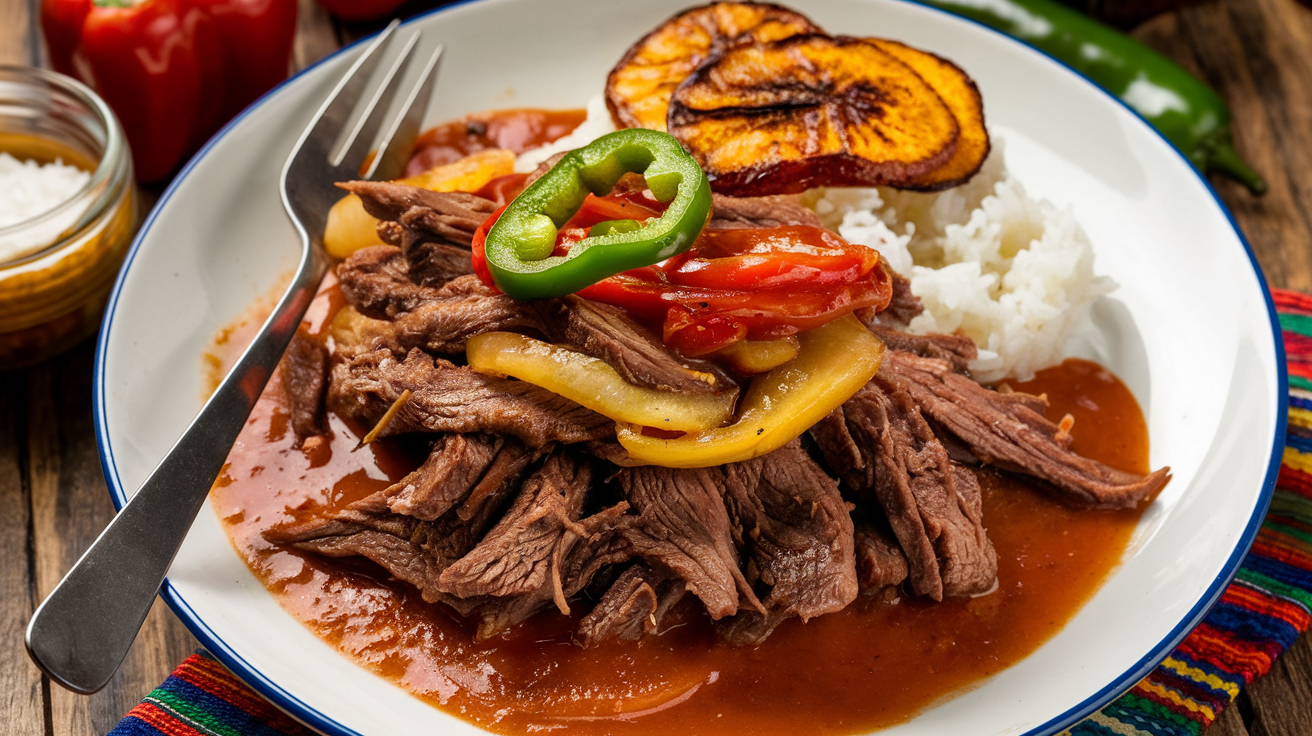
[515,94,617,173]
[518,113,1109,383]
[0,152,91,263]
[806,140,1114,382]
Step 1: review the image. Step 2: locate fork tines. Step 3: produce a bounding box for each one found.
[281,20,443,238]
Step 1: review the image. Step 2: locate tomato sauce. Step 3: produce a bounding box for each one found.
[403,108,588,178]
[206,271,1157,734]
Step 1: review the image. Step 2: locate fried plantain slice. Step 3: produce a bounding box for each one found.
[867,38,990,190]
[605,1,822,132]
[667,34,961,196]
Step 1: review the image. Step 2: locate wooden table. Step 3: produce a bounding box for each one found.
[2,0,1311,733]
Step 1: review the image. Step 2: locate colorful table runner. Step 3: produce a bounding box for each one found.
[110,290,1312,736]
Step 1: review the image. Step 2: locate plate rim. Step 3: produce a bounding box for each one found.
[91,2,1289,734]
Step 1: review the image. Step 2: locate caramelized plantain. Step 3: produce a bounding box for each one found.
[667,34,960,196]
[605,2,822,132]
[867,38,989,190]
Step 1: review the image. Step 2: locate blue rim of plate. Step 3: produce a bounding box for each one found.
[92,1,1288,734]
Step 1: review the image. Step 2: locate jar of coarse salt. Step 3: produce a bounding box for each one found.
[0,65,135,368]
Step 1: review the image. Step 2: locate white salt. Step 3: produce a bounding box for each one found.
[0,151,92,262]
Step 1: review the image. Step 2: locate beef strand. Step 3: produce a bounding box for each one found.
[537,296,733,395]
[616,465,765,619]
[342,181,495,287]
[708,193,823,230]
[280,325,328,445]
[328,347,613,447]
[853,522,909,595]
[814,380,997,601]
[718,441,858,645]
[337,245,445,320]
[439,451,591,599]
[576,564,686,646]
[879,349,1171,508]
[377,434,501,521]
[265,439,539,605]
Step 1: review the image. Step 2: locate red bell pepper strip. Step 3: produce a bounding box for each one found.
[585,225,891,355]
[41,0,296,182]
[473,190,892,356]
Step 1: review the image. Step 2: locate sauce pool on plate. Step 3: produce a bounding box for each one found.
[207,276,1156,735]
[402,108,588,177]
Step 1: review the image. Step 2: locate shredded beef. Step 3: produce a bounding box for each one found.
[328,347,613,446]
[536,296,733,395]
[820,380,997,600]
[940,464,995,595]
[809,408,863,479]
[856,263,924,328]
[281,325,328,445]
[338,246,443,320]
[853,523,909,595]
[578,565,661,644]
[391,276,544,354]
[458,439,542,521]
[339,247,725,394]
[359,275,733,394]
[342,181,494,287]
[326,307,402,365]
[708,193,823,230]
[265,438,538,605]
[380,434,501,521]
[879,349,1171,508]
[274,186,1175,646]
[463,484,633,640]
[718,441,858,645]
[861,323,977,374]
[343,181,494,240]
[404,242,474,287]
[616,465,764,619]
[439,451,592,599]
[577,564,687,647]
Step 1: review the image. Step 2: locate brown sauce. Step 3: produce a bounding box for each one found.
[402,108,588,178]
[207,271,1155,735]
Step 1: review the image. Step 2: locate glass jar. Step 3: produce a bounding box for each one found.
[0,65,136,369]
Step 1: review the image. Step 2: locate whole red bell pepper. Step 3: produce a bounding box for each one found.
[42,0,297,182]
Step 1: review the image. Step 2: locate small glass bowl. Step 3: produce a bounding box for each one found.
[0,65,136,369]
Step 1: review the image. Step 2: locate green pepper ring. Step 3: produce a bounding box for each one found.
[483,128,713,300]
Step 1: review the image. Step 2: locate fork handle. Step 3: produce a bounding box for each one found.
[25,249,329,694]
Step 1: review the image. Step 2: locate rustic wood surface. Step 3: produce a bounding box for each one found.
[1,0,1310,734]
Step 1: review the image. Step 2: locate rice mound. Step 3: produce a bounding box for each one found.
[805,141,1114,383]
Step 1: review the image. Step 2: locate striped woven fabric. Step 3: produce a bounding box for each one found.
[111,290,1312,736]
[109,652,315,736]
[1068,289,1312,736]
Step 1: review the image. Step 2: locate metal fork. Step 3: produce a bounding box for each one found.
[25,21,443,695]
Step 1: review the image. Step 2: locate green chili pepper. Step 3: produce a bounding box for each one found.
[484,128,712,300]
[918,0,1267,194]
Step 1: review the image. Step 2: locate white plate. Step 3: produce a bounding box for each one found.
[94,1,1287,734]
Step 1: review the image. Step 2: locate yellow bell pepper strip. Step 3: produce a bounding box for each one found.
[465,331,736,433]
[714,337,800,375]
[483,128,712,300]
[616,314,885,467]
